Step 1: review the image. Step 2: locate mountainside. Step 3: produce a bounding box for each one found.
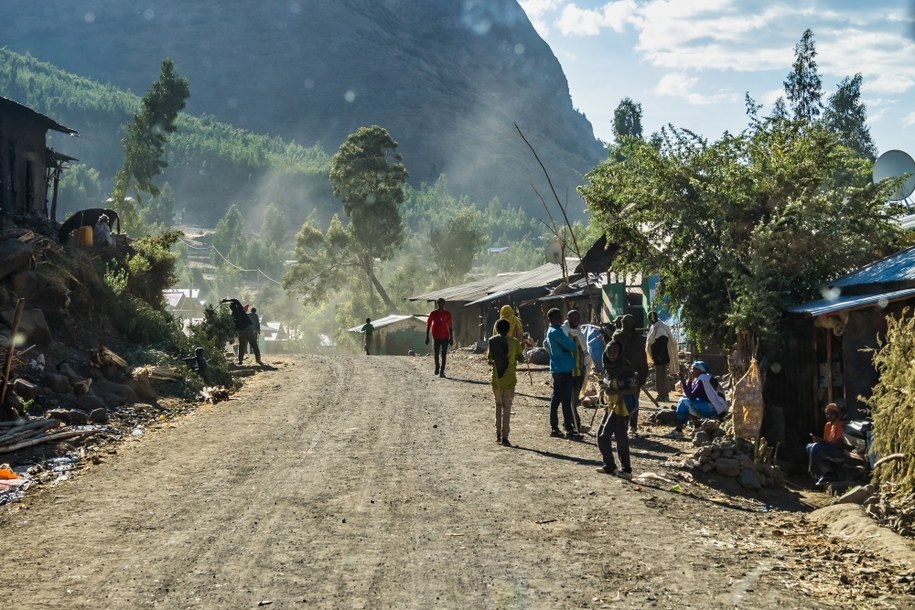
[2,0,604,216]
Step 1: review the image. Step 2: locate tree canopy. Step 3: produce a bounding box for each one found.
[579,117,901,349]
[784,29,823,123]
[612,97,644,141]
[112,58,190,228]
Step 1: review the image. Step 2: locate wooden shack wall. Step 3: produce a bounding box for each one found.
[0,109,49,218]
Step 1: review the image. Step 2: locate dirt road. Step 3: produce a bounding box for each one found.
[1,354,910,609]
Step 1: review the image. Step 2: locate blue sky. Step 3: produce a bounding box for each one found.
[519,0,915,155]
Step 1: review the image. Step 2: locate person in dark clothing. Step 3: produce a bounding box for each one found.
[612,314,648,436]
[221,298,262,366]
[596,340,635,479]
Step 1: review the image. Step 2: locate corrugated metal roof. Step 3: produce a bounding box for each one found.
[464,259,580,306]
[347,314,427,332]
[407,273,523,303]
[787,287,915,316]
[830,245,915,288]
[410,259,579,305]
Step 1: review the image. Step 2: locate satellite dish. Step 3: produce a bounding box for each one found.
[873,149,915,201]
[545,239,563,264]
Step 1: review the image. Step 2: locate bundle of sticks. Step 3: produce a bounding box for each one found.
[0,418,100,454]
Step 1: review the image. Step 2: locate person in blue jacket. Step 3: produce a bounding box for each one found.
[546,308,581,440]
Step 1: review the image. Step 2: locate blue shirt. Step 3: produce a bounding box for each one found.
[547,324,576,374]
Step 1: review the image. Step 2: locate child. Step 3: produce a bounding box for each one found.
[361,318,374,355]
[488,318,524,446]
[596,340,635,479]
[806,403,846,485]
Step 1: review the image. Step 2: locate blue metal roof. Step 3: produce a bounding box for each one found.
[787,287,915,316]
[830,246,915,288]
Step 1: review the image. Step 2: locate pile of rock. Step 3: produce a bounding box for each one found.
[685,424,785,490]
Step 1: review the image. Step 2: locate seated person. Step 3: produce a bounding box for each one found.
[806,402,846,485]
[665,361,728,438]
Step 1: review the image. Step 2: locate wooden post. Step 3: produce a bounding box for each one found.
[826,331,833,404]
[0,298,25,405]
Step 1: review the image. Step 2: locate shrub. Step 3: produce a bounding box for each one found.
[865,308,915,494]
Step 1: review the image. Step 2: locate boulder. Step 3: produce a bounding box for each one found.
[738,468,763,490]
[91,378,139,404]
[0,239,33,281]
[692,431,711,446]
[0,308,52,345]
[527,347,550,366]
[11,377,38,400]
[47,408,89,425]
[88,407,109,424]
[75,393,106,412]
[714,457,741,477]
[46,408,73,424]
[652,409,679,426]
[40,371,70,394]
[833,484,875,506]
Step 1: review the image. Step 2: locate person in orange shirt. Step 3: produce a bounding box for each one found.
[805,402,846,485]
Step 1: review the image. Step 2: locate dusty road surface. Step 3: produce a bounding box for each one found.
[1,354,911,609]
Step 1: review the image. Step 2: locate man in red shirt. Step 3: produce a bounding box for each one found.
[425,298,454,378]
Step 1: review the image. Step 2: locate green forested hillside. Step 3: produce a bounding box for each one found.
[0,48,331,226]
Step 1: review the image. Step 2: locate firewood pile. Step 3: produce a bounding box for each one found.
[0,417,101,454]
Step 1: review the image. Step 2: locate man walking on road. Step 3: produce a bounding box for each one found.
[425,298,453,378]
[547,308,581,439]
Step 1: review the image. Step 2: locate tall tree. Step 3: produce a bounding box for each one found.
[429,206,486,285]
[112,58,190,230]
[784,29,823,123]
[612,97,644,141]
[823,74,877,160]
[212,204,245,263]
[329,125,407,312]
[260,202,289,246]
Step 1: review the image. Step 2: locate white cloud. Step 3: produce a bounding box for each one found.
[556,1,639,36]
[903,112,915,128]
[654,72,738,105]
[760,88,783,106]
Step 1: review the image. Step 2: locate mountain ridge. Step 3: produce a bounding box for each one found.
[2,0,604,216]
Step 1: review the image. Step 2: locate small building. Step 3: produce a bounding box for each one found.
[0,96,78,224]
[347,314,428,355]
[163,288,206,319]
[771,245,915,458]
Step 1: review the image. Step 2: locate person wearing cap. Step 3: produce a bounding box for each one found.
[93,214,114,247]
[806,403,846,485]
[664,360,728,438]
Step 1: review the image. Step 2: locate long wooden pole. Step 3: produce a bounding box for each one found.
[0,298,25,405]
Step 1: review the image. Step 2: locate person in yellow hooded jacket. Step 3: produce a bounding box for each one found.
[493,304,523,342]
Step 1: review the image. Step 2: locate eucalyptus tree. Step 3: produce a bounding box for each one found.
[112,58,189,230]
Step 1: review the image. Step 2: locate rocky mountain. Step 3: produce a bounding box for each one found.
[2,0,604,217]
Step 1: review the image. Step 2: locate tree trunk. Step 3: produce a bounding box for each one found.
[362,255,394,312]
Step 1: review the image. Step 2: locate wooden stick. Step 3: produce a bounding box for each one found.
[873,453,905,469]
[0,428,98,454]
[641,385,661,409]
[0,298,25,405]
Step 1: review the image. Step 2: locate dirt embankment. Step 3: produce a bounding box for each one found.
[1,353,912,609]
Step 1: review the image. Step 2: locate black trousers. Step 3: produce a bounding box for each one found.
[433,338,450,371]
[597,411,631,471]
